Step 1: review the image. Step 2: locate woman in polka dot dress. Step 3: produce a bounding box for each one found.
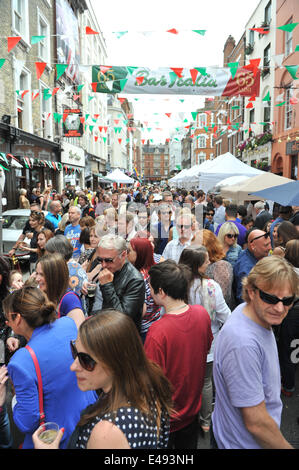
[33,310,173,449]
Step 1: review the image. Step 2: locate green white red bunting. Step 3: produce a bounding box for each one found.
[92,65,261,97]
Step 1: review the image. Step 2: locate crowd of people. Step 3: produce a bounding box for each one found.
[0,182,298,450]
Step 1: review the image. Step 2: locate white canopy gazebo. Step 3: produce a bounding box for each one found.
[106,168,135,185]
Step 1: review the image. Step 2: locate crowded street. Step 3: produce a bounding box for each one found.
[0,0,299,456]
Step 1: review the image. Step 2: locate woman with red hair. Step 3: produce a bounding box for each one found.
[127,237,162,342]
[192,229,234,309]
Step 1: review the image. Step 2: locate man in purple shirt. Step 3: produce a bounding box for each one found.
[212,256,297,449]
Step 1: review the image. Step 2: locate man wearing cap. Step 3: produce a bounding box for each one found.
[233,229,272,305]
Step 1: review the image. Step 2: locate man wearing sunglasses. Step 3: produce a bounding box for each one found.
[212,256,298,449]
[95,234,145,333]
[161,212,193,262]
[233,229,272,305]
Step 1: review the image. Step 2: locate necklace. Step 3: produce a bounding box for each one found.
[166,303,187,313]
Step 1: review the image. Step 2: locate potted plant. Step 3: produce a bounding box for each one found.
[245,43,254,55]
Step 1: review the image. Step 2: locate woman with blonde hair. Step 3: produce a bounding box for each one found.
[19,188,30,209]
[33,310,173,449]
[217,221,242,267]
[192,229,234,308]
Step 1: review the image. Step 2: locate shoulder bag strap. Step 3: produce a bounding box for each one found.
[25,345,45,426]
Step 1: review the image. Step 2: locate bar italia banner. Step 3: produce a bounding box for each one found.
[92,65,260,97]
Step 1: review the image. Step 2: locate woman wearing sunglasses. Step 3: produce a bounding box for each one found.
[33,310,173,449]
[4,286,96,449]
[217,222,242,268]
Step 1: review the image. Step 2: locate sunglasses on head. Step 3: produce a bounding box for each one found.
[253,285,295,306]
[70,340,97,371]
[30,210,42,215]
[226,233,238,239]
[250,232,270,243]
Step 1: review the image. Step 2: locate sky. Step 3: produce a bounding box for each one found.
[90,0,261,143]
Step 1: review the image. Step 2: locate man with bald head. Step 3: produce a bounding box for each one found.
[233,229,272,304]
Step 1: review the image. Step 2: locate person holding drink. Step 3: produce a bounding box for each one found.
[4,286,96,449]
[33,310,173,449]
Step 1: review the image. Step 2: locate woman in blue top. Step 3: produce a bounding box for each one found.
[33,310,173,450]
[35,253,85,328]
[5,286,96,449]
[217,222,242,268]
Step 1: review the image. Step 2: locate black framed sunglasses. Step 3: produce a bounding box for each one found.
[226,233,238,239]
[250,232,270,243]
[178,224,191,230]
[253,285,295,306]
[96,253,121,264]
[70,340,97,371]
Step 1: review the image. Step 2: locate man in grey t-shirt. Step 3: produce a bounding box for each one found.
[212,256,298,449]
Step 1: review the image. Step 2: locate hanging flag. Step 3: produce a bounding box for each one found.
[86,26,99,35]
[112,31,128,38]
[285,65,298,80]
[227,62,239,79]
[250,28,269,34]
[0,59,5,70]
[8,36,22,53]
[192,30,206,36]
[127,66,138,75]
[31,35,46,45]
[52,87,60,96]
[100,65,112,74]
[277,22,299,33]
[53,113,62,123]
[190,68,199,84]
[32,91,40,101]
[56,64,68,80]
[170,67,184,78]
[136,76,145,85]
[262,91,271,101]
[167,28,179,34]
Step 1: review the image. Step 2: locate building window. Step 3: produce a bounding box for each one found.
[16,69,31,131]
[285,20,293,56]
[249,27,255,46]
[12,0,29,43]
[264,1,271,24]
[199,114,207,128]
[40,82,52,139]
[38,10,50,63]
[263,44,271,76]
[285,87,292,130]
[198,136,206,148]
[263,96,271,132]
